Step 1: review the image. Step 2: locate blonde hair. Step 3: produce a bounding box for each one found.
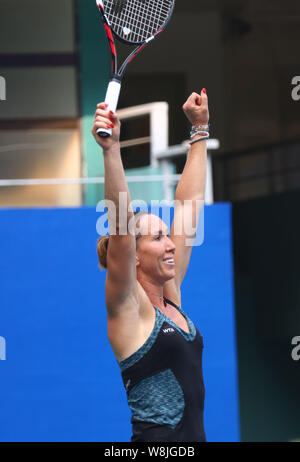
[96,211,150,271]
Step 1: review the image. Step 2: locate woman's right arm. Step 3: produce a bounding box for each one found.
[92,103,139,318]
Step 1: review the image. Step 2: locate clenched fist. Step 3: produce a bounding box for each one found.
[92,102,121,151]
[182,89,209,126]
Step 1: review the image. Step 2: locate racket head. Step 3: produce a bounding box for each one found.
[100,0,175,46]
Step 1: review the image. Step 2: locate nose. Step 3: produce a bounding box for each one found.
[166,236,176,252]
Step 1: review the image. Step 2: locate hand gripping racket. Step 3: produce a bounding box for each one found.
[96,0,175,137]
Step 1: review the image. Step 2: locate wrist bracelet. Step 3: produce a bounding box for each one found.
[190,135,209,145]
[192,124,210,131]
[190,130,209,139]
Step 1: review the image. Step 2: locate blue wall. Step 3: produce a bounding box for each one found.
[0,205,239,442]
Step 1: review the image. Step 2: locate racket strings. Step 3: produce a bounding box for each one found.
[107,0,153,40]
[104,0,173,43]
[125,0,170,41]
[126,0,154,41]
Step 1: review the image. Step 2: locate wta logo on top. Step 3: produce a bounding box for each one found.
[0,76,6,101]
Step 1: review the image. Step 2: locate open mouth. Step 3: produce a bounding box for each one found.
[164,258,175,265]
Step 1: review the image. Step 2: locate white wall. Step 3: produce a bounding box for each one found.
[0,0,75,53]
[0,130,81,207]
[0,67,77,119]
[0,0,81,207]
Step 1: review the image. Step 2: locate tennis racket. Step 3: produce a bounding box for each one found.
[96,0,175,137]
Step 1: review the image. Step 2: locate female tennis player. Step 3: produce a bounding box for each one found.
[92,89,209,442]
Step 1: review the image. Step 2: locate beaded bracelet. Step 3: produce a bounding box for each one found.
[190,124,210,134]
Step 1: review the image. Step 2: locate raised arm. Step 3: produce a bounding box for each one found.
[92,104,138,317]
[164,89,209,305]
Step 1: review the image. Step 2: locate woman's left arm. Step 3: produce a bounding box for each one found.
[176,89,209,201]
[164,89,209,304]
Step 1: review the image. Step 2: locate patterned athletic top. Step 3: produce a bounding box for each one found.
[118,297,206,442]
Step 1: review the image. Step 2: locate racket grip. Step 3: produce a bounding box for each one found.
[97,79,121,138]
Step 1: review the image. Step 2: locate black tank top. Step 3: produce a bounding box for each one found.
[118,297,206,442]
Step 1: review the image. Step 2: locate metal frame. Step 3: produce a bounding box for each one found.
[0,102,220,204]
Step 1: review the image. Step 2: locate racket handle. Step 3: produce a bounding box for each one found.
[97,79,121,138]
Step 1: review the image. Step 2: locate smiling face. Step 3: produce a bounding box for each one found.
[135,213,176,284]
